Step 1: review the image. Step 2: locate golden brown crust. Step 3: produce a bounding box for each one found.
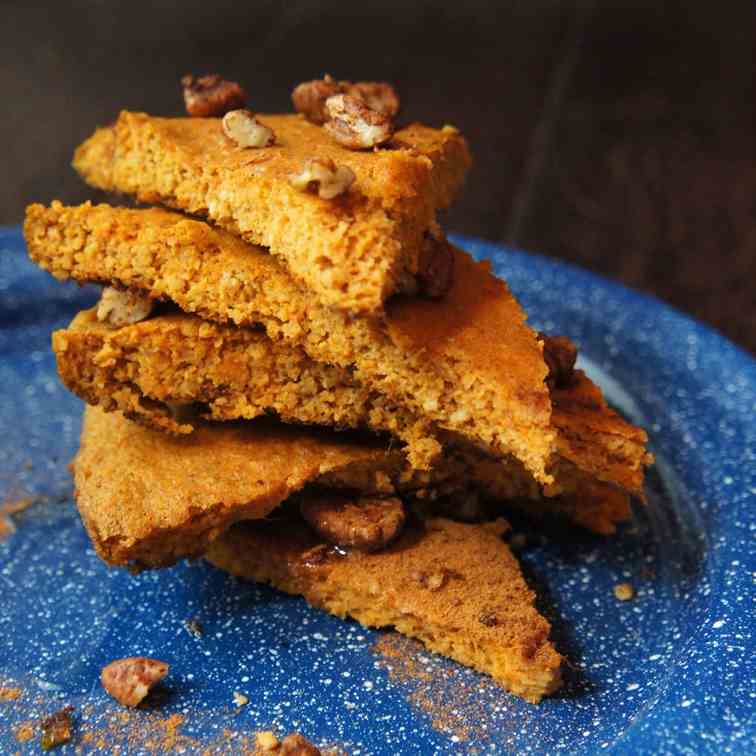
[72,406,408,569]
[71,111,471,314]
[26,202,555,483]
[206,516,563,703]
[386,252,553,479]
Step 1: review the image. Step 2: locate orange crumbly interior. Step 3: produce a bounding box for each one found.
[206,516,563,703]
[71,112,472,314]
[54,308,442,468]
[53,306,649,498]
[25,201,555,484]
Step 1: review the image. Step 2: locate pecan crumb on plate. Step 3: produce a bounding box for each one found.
[100,657,169,707]
[40,706,74,751]
[614,582,635,601]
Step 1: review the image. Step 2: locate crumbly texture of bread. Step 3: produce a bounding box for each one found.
[473,453,632,535]
[54,307,441,469]
[71,112,471,314]
[26,202,555,483]
[54,306,650,499]
[206,516,562,703]
[74,408,630,577]
[551,371,653,495]
[73,406,419,569]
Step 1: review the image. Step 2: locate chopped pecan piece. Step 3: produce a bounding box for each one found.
[291,74,343,124]
[96,287,154,327]
[280,733,321,755]
[181,74,247,117]
[222,109,275,148]
[232,691,248,706]
[324,94,394,149]
[413,567,461,591]
[100,657,169,707]
[541,334,578,389]
[416,229,455,299]
[345,81,400,118]
[292,76,400,124]
[40,706,73,750]
[300,495,405,552]
[288,157,355,200]
[479,610,499,627]
[184,618,203,638]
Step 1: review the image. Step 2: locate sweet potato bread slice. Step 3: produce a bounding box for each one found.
[74,409,631,577]
[71,111,471,314]
[54,306,650,496]
[206,515,563,703]
[27,202,555,483]
[72,406,426,569]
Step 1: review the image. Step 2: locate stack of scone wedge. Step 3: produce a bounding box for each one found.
[23,74,652,704]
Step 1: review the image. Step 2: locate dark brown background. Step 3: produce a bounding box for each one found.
[2,0,754,352]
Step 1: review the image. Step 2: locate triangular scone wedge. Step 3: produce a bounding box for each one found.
[73,406,428,569]
[206,515,563,703]
[27,202,555,483]
[54,307,650,497]
[71,111,471,315]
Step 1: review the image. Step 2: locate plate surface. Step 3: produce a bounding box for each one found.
[1,227,753,755]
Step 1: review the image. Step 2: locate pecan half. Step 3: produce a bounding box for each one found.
[280,733,322,755]
[222,109,275,148]
[288,157,355,200]
[100,657,169,707]
[416,230,455,299]
[181,74,247,117]
[96,287,154,327]
[324,94,393,149]
[300,495,405,552]
[292,76,400,125]
[541,334,578,389]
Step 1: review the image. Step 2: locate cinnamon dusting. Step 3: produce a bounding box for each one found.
[371,632,503,743]
[0,686,22,701]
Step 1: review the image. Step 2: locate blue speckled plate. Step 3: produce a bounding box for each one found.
[1,226,753,755]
